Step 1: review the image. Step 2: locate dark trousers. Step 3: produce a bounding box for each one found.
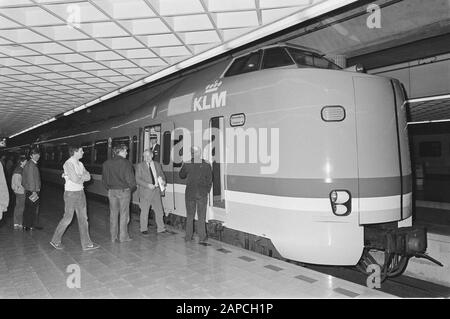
[13,193,25,226]
[185,196,208,242]
[23,190,40,228]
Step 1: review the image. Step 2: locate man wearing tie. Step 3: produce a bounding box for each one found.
[136,149,167,235]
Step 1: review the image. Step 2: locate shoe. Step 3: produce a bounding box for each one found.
[141,230,149,235]
[157,229,168,234]
[120,237,133,242]
[111,238,118,243]
[83,243,100,251]
[50,242,64,250]
[23,226,30,231]
[13,224,22,230]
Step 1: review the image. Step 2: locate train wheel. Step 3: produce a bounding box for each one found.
[357,249,410,283]
[356,248,380,275]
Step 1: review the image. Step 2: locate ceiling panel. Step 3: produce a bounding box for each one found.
[0,0,352,138]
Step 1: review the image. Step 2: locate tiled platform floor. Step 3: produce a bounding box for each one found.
[0,185,394,299]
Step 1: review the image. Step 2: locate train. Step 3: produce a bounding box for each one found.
[2,43,441,280]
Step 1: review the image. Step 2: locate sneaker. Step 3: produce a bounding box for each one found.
[83,243,100,251]
[141,230,149,235]
[50,241,64,250]
[13,224,22,230]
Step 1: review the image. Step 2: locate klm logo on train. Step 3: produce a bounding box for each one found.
[193,80,227,112]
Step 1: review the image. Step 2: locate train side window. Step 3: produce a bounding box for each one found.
[132,135,138,164]
[94,140,108,164]
[162,131,171,166]
[419,141,441,157]
[287,47,341,70]
[111,136,130,160]
[224,50,262,77]
[261,47,294,69]
[81,142,93,166]
[144,125,161,162]
[174,135,183,168]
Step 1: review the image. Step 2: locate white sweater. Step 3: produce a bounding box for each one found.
[63,157,90,191]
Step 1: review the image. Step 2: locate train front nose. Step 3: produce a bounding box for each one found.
[353,75,412,225]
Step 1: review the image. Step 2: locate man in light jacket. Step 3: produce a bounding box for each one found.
[135,149,167,235]
[50,145,99,250]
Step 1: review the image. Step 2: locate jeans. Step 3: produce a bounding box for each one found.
[51,191,93,249]
[108,189,131,242]
[139,191,165,232]
[185,196,208,242]
[23,191,39,228]
[13,193,25,226]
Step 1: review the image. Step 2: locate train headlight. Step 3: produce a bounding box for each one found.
[329,190,351,216]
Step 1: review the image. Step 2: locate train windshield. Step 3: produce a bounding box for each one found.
[286,47,341,70]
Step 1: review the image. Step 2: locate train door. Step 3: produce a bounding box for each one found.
[160,122,175,215]
[208,116,226,222]
[143,125,161,158]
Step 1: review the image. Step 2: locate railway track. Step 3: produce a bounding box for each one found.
[295,263,450,298]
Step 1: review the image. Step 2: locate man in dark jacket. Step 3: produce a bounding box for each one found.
[179,146,212,243]
[22,148,42,230]
[102,144,136,243]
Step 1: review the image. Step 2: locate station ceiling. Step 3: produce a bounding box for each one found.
[0,0,358,138]
[0,0,448,139]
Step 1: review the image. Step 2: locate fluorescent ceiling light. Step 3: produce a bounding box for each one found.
[408,119,450,125]
[407,94,450,104]
[9,117,56,138]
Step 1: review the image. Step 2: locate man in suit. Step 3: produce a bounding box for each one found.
[136,149,167,235]
[22,147,42,231]
[149,136,160,163]
[179,146,212,243]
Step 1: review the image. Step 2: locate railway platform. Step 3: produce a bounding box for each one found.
[405,201,450,288]
[0,184,392,299]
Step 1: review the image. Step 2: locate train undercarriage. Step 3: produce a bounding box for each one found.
[360,224,443,282]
